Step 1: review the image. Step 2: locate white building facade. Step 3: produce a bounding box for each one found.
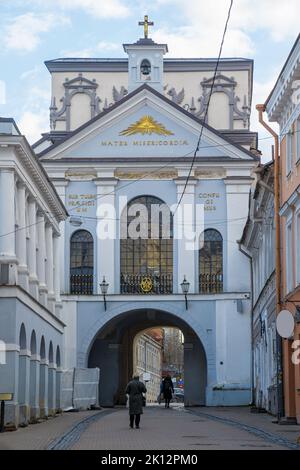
[240,162,278,414]
[0,119,67,427]
[133,331,162,403]
[1,25,260,413]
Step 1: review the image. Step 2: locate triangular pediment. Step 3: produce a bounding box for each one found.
[39,85,257,162]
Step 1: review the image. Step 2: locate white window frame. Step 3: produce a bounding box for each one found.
[296,117,300,164]
[286,128,293,175]
[296,210,300,286]
[286,220,293,294]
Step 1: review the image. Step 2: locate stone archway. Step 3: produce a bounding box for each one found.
[88,308,207,407]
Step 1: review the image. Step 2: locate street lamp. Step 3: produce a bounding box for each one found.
[180,275,190,310]
[100,276,109,311]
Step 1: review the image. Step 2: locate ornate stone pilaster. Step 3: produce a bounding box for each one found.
[53,181,68,293]
[55,367,63,412]
[39,359,49,418]
[18,348,31,426]
[29,354,40,422]
[174,177,198,293]
[48,362,57,416]
[224,177,252,292]
[37,211,47,306]
[28,198,39,298]
[16,182,29,291]
[45,224,55,313]
[94,178,118,294]
[53,234,63,317]
[0,169,17,284]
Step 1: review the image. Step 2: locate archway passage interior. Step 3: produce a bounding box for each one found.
[88,309,207,407]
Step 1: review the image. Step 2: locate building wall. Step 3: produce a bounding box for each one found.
[49,66,251,133]
[41,37,257,409]
[266,35,300,422]
[241,162,278,414]
[0,120,66,428]
[280,125,300,422]
[133,332,162,403]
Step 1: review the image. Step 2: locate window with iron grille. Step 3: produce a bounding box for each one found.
[199,229,223,293]
[120,196,173,294]
[70,230,94,294]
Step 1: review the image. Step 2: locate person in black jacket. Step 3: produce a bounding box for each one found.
[162,375,174,408]
[125,373,147,429]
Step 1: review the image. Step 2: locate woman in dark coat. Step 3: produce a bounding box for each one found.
[125,373,147,429]
[162,375,174,408]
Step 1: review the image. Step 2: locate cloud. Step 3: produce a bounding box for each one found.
[20,65,43,80]
[28,0,130,19]
[153,26,254,57]
[0,80,6,105]
[16,82,51,143]
[97,41,120,52]
[4,13,70,52]
[18,110,49,143]
[61,41,121,58]
[152,0,300,57]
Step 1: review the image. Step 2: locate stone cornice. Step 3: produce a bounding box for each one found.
[61,292,250,302]
[266,34,300,121]
[38,85,259,161]
[0,135,68,223]
[0,285,65,333]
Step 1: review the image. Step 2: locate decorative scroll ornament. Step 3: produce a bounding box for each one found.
[112,86,128,103]
[167,87,185,105]
[140,276,153,293]
[120,115,174,136]
[49,73,101,131]
[195,73,250,129]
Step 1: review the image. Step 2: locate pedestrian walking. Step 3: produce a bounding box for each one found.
[125,373,147,429]
[162,375,174,408]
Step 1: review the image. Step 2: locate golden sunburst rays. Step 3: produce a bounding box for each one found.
[120,115,174,136]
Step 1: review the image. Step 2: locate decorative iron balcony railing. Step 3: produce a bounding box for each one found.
[199,274,223,293]
[70,274,93,295]
[120,273,173,294]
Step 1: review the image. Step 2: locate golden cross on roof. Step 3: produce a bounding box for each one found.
[138,15,154,39]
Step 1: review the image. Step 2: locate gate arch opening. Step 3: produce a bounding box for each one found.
[88,308,207,407]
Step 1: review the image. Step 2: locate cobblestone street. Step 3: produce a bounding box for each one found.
[0,405,299,451]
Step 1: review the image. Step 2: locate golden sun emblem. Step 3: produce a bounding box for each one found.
[120,115,174,136]
[140,276,153,293]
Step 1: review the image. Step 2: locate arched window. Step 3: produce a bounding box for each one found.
[140,59,151,80]
[199,229,223,293]
[70,230,93,294]
[120,196,173,294]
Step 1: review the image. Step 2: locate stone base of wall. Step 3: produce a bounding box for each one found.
[206,386,251,406]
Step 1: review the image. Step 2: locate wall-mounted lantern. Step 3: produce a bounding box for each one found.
[100,276,109,311]
[180,275,190,310]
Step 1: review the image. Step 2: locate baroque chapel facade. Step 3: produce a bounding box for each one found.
[0,19,260,420]
[34,23,259,407]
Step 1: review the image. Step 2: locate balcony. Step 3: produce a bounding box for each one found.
[70,274,93,295]
[199,274,223,293]
[120,273,173,294]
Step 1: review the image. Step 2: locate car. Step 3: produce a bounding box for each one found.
[172,387,184,403]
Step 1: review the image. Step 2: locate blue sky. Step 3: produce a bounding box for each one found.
[0,0,299,159]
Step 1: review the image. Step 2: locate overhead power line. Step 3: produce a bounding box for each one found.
[173,0,234,216]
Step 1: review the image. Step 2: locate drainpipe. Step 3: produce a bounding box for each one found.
[256,104,284,421]
[238,242,254,406]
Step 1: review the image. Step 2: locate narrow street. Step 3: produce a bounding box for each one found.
[0,405,299,451]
